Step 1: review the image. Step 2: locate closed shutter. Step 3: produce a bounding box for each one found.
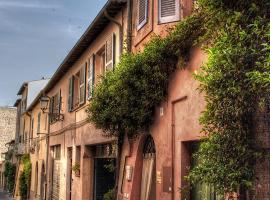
[88,54,95,100]
[79,64,86,104]
[159,0,180,23]
[105,34,116,71]
[68,76,74,112]
[51,160,60,200]
[138,0,148,29]
[58,90,61,114]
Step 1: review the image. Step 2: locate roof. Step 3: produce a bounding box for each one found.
[27,0,127,111]
[17,82,27,95]
[44,0,126,93]
[13,99,21,107]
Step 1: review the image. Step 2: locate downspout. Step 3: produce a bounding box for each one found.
[45,113,50,200]
[104,10,123,55]
[126,0,133,53]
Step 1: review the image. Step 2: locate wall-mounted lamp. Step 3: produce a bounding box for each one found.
[40,95,50,113]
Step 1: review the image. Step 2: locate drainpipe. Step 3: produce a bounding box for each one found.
[126,0,133,53]
[172,96,187,200]
[104,10,123,55]
[44,113,50,200]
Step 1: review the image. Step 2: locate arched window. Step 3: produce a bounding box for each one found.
[140,135,156,200]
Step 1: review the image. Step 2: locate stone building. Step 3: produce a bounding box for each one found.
[0,106,17,188]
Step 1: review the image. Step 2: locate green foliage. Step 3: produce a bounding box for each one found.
[87,13,205,136]
[19,154,31,200]
[87,0,270,196]
[72,162,80,172]
[189,0,270,195]
[4,162,16,193]
[103,189,116,200]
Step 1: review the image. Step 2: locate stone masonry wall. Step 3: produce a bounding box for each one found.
[0,107,17,162]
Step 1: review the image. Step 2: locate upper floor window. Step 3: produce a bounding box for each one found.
[50,91,62,123]
[105,34,116,71]
[68,65,86,112]
[37,112,41,133]
[137,0,148,30]
[158,0,180,24]
[87,55,95,100]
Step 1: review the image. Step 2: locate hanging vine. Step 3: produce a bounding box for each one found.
[87,0,270,196]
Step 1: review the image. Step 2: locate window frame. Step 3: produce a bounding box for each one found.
[137,0,149,30]
[158,0,180,24]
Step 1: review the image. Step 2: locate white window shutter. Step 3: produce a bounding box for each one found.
[105,34,116,71]
[138,0,148,29]
[79,64,86,105]
[159,0,180,23]
[87,54,95,100]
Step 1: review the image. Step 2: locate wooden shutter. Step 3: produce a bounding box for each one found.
[58,90,61,114]
[79,64,86,104]
[138,0,148,29]
[105,34,116,71]
[68,76,74,112]
[88,54,95,100]
[159,0,180,23]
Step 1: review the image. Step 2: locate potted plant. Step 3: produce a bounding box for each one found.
[72,163,80,177]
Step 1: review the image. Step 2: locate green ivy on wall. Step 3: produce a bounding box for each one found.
[4,162,16,193]
[87,0,270,197]
[19,154,32,200]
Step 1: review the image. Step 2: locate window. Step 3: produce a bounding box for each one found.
[31,118,34,140]
[52,145,61,160]
[75,146,81,164]
[87,55,95,100]
[158,0,180,23]
[37,112,41,134]
[105,34,116,71]
[137,0,148,29]
[68,64,86,111]
[50,91,61,123]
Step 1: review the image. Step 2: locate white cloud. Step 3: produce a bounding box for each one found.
[0,1,59,9]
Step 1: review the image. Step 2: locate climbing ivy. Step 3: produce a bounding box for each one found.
[87,13,205,136]
[87,0,270,196]
[4,162,16,193]
[19,154,31,200]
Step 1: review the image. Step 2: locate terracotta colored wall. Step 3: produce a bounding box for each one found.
[119,1,207,200]
[45,7,128,200]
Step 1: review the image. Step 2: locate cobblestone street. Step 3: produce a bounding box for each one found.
[0,189,12,200]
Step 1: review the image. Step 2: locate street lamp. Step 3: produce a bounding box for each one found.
[40,95,50,113]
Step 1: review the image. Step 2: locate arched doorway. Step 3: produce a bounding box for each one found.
[140,135,156,200]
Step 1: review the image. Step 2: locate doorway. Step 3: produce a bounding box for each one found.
[67,147,72,200]
[92,143,116,200]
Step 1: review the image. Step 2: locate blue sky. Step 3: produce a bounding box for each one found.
[0,0,107,106]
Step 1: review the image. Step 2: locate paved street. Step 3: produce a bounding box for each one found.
[0,189,12,200]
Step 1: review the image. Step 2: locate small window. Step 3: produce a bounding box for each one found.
[68,64,86,111]
[137,0,148,29]
[37,112,41,134]
[159,0,180,23]
[105,34,116,71]
[50,91,61,123]
[53,145,61,160]
[87,55,95,100]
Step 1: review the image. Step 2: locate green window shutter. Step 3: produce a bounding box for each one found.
[88,54,95,100]
[68,76,74,112]
[79,64,86,105]
[58,90,61,114]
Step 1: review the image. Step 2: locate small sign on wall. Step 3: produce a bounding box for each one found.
[156,171,162,184]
